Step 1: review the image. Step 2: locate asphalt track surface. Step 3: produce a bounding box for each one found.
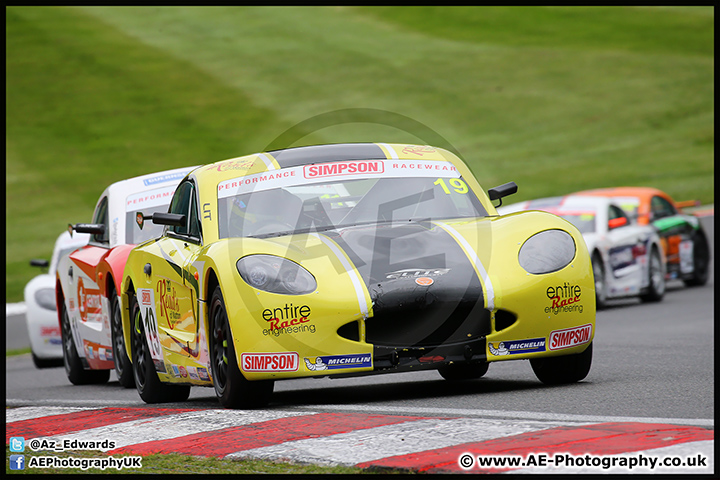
[6,215,714,473]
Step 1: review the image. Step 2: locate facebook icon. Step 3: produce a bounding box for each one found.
[10,455,25,470]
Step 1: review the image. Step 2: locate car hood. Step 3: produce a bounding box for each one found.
[283,219,488,347]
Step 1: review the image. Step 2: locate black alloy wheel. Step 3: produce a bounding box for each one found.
[130,290,190,403]
[61,299,109,385]
[209,285,274,408]
[110,286,134,387]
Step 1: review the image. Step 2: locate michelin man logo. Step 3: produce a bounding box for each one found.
[304,357,328,371]
[488,342,509,356]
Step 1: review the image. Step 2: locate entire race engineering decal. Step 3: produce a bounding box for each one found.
[545,282,583,315]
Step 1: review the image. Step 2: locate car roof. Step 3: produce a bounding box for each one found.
[91,166,197,247]
[501,194,626,219]
[104,166,197,199]
[191,143,464,185]
[576,186,669,202]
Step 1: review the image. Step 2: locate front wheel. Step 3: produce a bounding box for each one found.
[209,286,274,408]
[530,342,593,385]
[60,299,109,385]
[32,353,63,369]
[110,287,134,387]
[130,290,190,403]
[592,254,607,310]
[438,362,489,381]
[640,247,665,303]
[684,232,710,287]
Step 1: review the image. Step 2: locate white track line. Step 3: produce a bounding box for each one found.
[6,406,100,423]
[296,404,715,427]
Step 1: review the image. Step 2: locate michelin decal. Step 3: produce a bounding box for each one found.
[488,338,546,357]
[304,354,372,371]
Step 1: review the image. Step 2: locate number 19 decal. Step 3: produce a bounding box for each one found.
[434,178,468,194]
[137,288,163,361]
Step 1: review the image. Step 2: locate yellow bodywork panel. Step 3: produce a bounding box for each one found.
[120,143,595,388]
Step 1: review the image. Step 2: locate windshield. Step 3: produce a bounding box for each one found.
[125,184,177,244]
[217,159,488,238]
[556,212,596,234]
[607,196,640,220]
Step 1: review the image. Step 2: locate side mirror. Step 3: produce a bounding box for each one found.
[608,217,628,230]
[488,182,518,207]
[69,223,105,236]
[151,212,187,228]
[30,259,49,269]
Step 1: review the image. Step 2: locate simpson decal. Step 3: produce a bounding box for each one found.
[242,352,299,372]
[549,324,592,351]
[304,161,384,178]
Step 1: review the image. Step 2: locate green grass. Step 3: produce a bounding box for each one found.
[6,6,714,303]
[6,348,32,357]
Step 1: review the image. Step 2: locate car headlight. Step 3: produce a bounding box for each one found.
[518,229,576,274]
[34,288,57,311]
[237,255,317,295]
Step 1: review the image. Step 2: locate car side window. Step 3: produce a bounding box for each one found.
[168,181,201,240]
[650,196,676,221]
[92,196,109,244]
[608,205,630,229]
[188,189,201,239]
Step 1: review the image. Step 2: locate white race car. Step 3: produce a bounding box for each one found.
[499,195,666,308]
[56,166,196,386]
[24,231,89,368]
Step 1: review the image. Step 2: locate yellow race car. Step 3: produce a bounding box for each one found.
[121,143,596,408]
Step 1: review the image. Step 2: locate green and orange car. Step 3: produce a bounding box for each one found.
[577,187,710,286]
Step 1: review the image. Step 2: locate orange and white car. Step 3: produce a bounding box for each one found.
[577,187,710,286]
[56,166,195,386]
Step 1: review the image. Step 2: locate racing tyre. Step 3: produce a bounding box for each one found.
[684,232,710,287]
[640,247,665,303]
[209,286,274,409]
[438,362,489,381]
[60,300,110,385]
[130,291,190,403]
[591,253,607,310]
[110,286,134,388]
[32,353,63,369]
[530,342,592,385]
